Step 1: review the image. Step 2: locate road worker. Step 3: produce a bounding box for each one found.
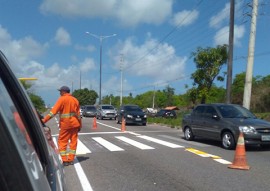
[42,86,81,166]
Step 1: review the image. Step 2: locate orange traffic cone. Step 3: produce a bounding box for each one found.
[121,116,126,132]
[92,116,97,129]
[228,132,250,170]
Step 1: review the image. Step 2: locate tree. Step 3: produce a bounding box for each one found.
[29,93,46,111]
[72,88,98,105]
[163,85,175,106]
[191,45,228,103]
[231,72,246,105]
[19,80,46,111]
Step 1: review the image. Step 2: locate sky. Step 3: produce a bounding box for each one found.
[0,0,269,107]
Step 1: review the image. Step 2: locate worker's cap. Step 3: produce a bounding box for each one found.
[58,86,70,93]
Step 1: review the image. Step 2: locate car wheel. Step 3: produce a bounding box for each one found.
[117,117,120,124]
[221,131,236,150]
[142,123,146,126]
[184,127,194,141]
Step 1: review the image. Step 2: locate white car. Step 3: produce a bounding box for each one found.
[96,104,117,120]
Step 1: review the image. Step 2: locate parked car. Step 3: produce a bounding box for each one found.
[182,103,270,150]
[80,105,85,117]
[0,51,66,190]
[83,105,97,117]
[155,109,177,118]
[96,104,117,120]
[116,104,147,126]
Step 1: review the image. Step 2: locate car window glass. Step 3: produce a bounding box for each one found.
[102,106,114,109]
[204,106,217,117]
[0,79,44,180]
[218,105,242,118]
[193,106,204,115]
[125,106,141,112]
[0,80,33,146]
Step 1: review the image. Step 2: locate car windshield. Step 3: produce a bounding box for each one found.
[217,105,256,119]
[125,106,142,112]
[102,106,114,109]
[86,106,96,111]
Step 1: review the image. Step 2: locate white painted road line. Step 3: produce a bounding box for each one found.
[92,137,124,151]
[137,135,184,148]
[76,139,91,155]
[74,157,93,191]
[97,122,121,131]
[52,137,62,162]
[115,136,154,150]
[214,158,232,164]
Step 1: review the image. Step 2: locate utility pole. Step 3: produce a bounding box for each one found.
[226,0,235,103]
[71,81,73,94]
[243,0,258,109]
[152,86,156,108]
[120,54,124,106]
[79,70,81,89]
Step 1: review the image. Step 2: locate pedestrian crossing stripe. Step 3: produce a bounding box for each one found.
[115,136,155,150]
[76,139,91,155]
[137,135,184,148]
[92,137,124,152]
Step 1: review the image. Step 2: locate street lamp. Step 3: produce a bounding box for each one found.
[86,32,117,104]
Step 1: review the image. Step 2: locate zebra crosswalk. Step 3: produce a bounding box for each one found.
[52,134,232,165]
[53,134,184,155]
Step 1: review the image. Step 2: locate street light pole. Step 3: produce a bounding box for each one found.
[86,32,117,104]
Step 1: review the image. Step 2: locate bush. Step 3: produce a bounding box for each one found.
[147,116,182,129]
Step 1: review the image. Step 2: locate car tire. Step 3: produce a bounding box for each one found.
[184,127,194,141]
[221,131,236,150]
[142,123,146,126]
[117,117,120,124]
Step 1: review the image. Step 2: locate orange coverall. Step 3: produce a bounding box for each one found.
[43,93,81,163]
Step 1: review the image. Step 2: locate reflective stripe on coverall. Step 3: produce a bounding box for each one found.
[43,93,81,162]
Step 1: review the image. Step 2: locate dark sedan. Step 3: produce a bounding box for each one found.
[83,105,97,117]
[155,109,177,118]
[182,103,270,150]
[116,104,147,126]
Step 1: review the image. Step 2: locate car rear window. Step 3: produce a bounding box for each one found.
[102,106,114,109]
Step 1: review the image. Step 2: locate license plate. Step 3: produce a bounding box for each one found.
[135,118,141,121]
[261,135,270,141]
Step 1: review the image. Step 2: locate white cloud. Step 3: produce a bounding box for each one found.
[0,25,91,95]
[170,10,199,27]
[209,1,244,29]
[0,25,45,75]
[209,3,230,28]
[75,44,96,52]
[54,27,71,46]
[214,25,245,46]
[111,37,186,82]
[79,58,96,72]
[40,0,173,26]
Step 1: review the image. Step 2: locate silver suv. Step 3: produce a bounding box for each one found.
[96,104,117,120]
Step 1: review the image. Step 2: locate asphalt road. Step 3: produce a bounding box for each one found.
[46,116,270,191]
